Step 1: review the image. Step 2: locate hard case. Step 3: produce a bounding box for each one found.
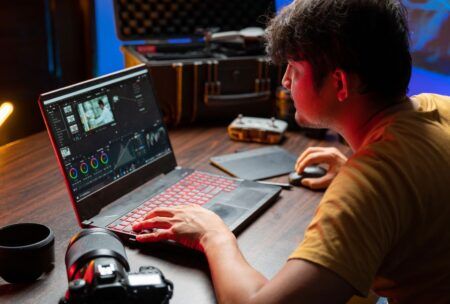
[113,0,281,126]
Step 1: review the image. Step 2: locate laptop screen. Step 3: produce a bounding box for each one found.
[40,65,174,208]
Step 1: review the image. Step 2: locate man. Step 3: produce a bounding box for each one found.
[133,0,450,303]
[93,99,114,127]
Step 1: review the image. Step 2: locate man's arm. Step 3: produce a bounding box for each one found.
[133,206,355,304]
[203,233,354,304]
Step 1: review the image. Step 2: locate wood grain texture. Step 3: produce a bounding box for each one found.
[0,127,350,304]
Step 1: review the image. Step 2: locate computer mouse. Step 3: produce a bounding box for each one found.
[288,166,327,186]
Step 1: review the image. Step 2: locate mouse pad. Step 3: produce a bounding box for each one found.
[210,146,297,180]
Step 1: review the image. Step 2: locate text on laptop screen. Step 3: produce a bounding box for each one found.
[42,69,172,202]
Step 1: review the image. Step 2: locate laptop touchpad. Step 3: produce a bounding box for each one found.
[208,204,246,227]
[227,189,267,209]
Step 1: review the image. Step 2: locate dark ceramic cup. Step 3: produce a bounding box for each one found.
[0,223,55,283]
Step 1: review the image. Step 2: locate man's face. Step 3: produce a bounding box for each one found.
[99,103,104,109]
[282,61,334,129]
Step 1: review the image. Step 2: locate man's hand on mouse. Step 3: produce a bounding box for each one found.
[132,204,234,252]
[295,147,348,190]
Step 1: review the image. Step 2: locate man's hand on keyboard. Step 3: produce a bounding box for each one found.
[132,205,234,253]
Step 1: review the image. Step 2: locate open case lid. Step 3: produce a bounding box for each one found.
[113,0,275,42]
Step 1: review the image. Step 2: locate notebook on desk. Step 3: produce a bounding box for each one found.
[38,64,281,241]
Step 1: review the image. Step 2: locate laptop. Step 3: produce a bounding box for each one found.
[38,64,281,241]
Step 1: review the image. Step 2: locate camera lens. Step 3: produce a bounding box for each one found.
[65,228,129,281]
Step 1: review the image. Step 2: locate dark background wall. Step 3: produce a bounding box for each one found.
[0,0,448,147]
[0,0,94,146]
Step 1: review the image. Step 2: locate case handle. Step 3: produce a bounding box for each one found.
[204,91,270,107]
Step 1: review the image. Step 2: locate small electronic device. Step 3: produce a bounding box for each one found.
[227,114,288,144]
[288,166,327,187]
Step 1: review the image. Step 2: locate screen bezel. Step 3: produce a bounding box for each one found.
[38,64,177,223]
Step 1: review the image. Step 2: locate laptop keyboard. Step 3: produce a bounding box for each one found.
[108,172,238,235]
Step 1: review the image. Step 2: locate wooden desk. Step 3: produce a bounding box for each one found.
[0,126,350,304]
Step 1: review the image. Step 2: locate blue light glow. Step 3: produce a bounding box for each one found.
[167,38,193,44]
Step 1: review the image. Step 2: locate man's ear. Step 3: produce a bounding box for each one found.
[332,69,349,102]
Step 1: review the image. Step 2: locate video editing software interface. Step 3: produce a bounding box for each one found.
[43,68,172,202]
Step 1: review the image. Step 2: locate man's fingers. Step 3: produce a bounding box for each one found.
[296,152,334,173]
[295,147,325,169]
[295,147,347,172]
[133,217,174,231]
[143,207,178,220]
[136,229,174,243]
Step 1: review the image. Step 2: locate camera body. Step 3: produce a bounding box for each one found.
[60,228,173,304]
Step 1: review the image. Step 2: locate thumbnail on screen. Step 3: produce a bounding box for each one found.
[77,96,114,132]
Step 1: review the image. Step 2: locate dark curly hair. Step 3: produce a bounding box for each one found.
[265,0,412,101]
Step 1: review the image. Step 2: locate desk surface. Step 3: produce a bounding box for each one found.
[0,126,350,304]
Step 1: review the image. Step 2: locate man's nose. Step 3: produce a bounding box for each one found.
[281,67,291,90]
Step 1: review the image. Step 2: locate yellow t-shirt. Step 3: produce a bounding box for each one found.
[290,94,450,303]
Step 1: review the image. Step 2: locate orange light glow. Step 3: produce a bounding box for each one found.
[0,102,14,126]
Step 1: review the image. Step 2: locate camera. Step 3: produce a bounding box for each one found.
[60,228,173,304]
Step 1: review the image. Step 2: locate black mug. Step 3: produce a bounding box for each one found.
[0,223,55,283]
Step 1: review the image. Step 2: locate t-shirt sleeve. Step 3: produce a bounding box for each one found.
[289,152,409,296]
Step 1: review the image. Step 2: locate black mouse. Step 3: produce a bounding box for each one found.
[288,166,327,186]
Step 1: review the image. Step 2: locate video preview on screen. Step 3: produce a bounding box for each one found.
[77,95,115,132]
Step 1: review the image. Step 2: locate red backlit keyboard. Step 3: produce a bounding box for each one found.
[108,172,238,235]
